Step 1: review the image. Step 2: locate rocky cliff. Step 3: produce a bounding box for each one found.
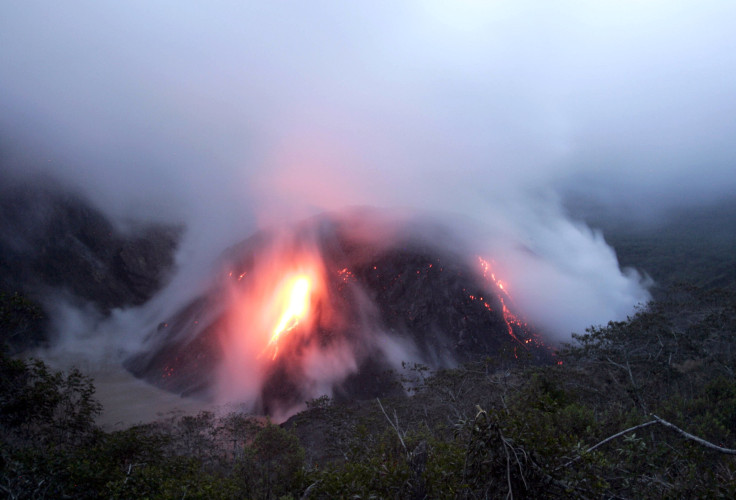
[0,184,181,351]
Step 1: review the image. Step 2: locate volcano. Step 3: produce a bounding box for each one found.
[124,210,550,416]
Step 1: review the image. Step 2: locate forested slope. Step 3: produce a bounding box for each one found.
[2,200,736,498]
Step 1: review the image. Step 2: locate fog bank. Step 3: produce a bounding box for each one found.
[3,2,732,402]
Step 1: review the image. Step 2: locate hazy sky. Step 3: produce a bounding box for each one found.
[1,1,734,337]
[2,1,734,219]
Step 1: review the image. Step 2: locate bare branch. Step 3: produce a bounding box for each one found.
[558,420,658,470]
[605,355,648,412]
[587,420,658,455]
[0,483,18,500]
[123,463,147,484]
[505,437,528,491]
[300,480,321,500]
[500,432,513,500]
[651,414,736,455]
[376,398,407,454]
[560,413,736,473]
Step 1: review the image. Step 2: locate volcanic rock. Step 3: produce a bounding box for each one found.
[0,184,181,350]
[125,212,550,414]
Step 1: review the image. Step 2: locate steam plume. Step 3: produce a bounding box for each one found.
[2,1,732,420]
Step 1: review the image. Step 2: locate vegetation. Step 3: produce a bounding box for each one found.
[287,283,736,498]
[575,198,736,292]
[0,292,46,353]
[1,284,735,498]
[2,200,735,498]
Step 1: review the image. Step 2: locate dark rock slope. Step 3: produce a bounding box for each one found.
[0,184,181,350]
[125,213,550,413]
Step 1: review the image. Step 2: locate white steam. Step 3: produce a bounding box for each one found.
[3,1,732,420]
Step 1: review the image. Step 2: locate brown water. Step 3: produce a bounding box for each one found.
[34,349,218,430]
[90,365,217,430]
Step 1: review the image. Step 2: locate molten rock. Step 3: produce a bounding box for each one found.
[124,211,550,416]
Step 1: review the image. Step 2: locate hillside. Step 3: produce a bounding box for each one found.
[570,198,736,292]
[2,199,736,498]
[0,185,181,352]
[124,213,548,414]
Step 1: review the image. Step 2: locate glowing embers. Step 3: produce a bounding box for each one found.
[476,257,526,344]
[337,267,356,283]
[475,256,548,354]
[263,275,312,360]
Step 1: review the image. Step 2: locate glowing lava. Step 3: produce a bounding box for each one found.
[263,275,312,360]
[476,256,550,355]
[477,257,524,344]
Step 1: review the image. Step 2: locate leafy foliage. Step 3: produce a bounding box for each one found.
[0,292,46,353]
[0,350,102,498]
[294,284,736,498]
[2,286,736,498]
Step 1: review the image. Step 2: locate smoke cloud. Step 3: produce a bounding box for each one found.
[2,1,733,420]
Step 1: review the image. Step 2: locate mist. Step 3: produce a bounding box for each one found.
[2,1,734,420]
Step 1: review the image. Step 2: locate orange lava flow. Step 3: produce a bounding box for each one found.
[477,257,524,344]
[263,275,312,360]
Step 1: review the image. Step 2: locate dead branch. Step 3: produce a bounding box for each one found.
[500,431,513,500]
[606,355,647,412]
[587,420,658,455]
[300,480,321,500]
[0,483,18,500]
[558,420,658,470]
[376,398,407,454]
[650,414,736,455]
[559,413,736,473]
[123,462,147,484]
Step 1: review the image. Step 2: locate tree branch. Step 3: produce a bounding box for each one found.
[300,480,321,500]
[558,420,658,470]
[376,398,407,454]
[500,432,513,500]
[650,414,736,455]
[559,413,736,473]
